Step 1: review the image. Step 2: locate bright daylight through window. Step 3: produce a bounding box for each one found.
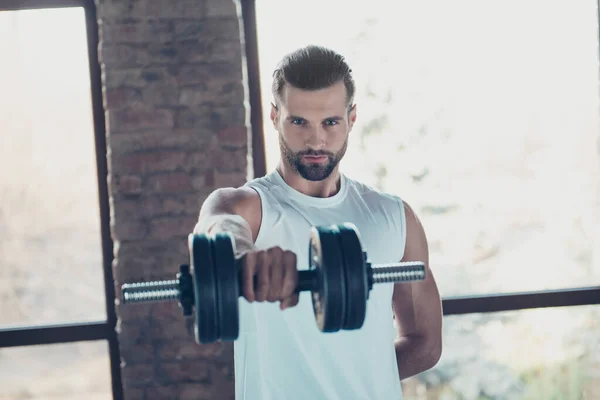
[255,1,600,398]
[0,7,111,400]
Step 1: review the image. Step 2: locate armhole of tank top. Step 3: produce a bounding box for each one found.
[247,184,268,248]
[395,196,408,260]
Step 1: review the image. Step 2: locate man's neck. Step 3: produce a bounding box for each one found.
[276,162,341,199]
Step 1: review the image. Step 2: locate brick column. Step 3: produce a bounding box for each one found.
[96,1,250,398]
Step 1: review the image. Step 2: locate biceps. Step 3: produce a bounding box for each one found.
[392,269,442,337]
[392,201,442,337]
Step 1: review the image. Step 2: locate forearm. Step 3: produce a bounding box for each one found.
[394,334,441,380]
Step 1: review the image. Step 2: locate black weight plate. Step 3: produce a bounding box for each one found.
[337,223,368,330]
[309,226,346,333]
[189,233,219,344]
[212,232,240,341]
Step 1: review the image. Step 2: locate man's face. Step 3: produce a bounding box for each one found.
[271,81,357,181]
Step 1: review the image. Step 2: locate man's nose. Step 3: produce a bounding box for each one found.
[305,125,327,149]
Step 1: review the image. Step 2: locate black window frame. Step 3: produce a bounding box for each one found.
[0,2,598,400]
[0,1,123,399]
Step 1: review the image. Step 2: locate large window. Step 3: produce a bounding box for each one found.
[0,3,120,399]
[253,0,600,397]
[0,342,112,400]
[0,6,106,328]
[403,305,600,399]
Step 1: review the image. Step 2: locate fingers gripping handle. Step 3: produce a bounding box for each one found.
[240,258,318,295]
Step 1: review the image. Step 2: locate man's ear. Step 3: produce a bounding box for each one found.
[348,104,357,131]
[270,102,279,129]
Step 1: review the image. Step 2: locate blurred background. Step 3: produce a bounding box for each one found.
[254,2,600,398]
[1,1,599,399]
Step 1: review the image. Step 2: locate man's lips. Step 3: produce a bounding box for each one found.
[302,155,328,163]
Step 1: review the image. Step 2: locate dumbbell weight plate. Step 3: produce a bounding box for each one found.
[309,226,346,333]
[212,233,240,341]
[336,223,368,330]
[189,233,219,344]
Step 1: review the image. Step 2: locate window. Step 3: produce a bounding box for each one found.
[0,342,111,400]
[0,3,121,399]
[403,305,600,400]
[0,6,106,327]
[254,0,600,295]
[252,0,600,397]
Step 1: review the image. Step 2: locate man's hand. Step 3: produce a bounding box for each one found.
[196,187,300,311]
[392,201,443,380]
[241,246,300,310]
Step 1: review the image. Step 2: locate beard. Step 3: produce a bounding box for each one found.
[279,133,348,181]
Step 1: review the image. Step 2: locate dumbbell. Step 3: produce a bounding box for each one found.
[121,222,426,344]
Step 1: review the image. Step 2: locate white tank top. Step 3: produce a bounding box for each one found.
[235,169,407,400]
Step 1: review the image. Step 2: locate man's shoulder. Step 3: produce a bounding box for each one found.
[344,175,419,226]
[245,170,279,188]
[207,186,260,212]
[202,186,261,217]
[345,175,403,204]
[200,185,262,238]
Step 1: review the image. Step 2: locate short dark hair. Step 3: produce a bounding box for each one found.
[271,45,355,110]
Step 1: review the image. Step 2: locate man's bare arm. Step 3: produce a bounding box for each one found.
[196,187,300,307]
[392,201,443,380]
[194,187,262,253]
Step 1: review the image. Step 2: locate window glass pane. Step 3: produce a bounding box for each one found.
[0,341,112,400]
[0,7,107,326]
[401,305,600,399]
[255,0,600,296]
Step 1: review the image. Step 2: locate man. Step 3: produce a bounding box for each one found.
[195,45,442,399]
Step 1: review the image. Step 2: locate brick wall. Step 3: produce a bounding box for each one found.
[96,0,251,398]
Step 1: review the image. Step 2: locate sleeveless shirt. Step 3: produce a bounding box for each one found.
[235,169,407,400]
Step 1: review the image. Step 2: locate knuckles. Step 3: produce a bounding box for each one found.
[241,247,298,306]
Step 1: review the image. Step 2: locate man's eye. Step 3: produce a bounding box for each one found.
[324,119,338,126]
[292,119,304,125]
